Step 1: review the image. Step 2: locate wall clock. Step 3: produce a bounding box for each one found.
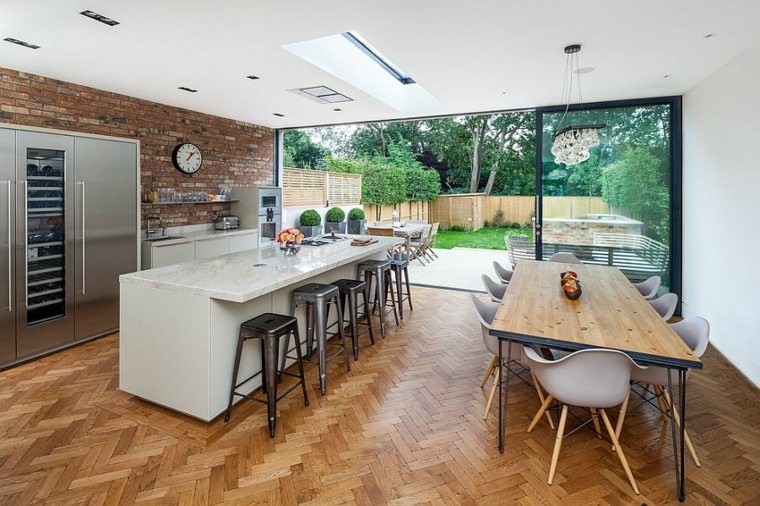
[172,143,203,174]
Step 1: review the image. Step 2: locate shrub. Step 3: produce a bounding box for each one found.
[492,209,506,228]
[348,208,365,220]
[299,209,321,226]
[325,207,345,223]
[483,219,490,228]
[448,224,466,232]
[511,221,522,229]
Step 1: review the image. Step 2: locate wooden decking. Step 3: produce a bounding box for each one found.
[0,286,759,504]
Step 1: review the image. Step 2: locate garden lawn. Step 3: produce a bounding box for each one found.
[434,227,532,250]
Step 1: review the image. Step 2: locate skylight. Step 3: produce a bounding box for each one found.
[283,32,439,114]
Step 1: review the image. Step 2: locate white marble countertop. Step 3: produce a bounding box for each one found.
[122,236,401,302]
[143,228,258,247]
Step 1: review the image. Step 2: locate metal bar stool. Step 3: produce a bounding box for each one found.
[389,252,413,320]
[330,279,375,360]
[356,259,398,337]
[282,283,351,395]
[224,313,309,438]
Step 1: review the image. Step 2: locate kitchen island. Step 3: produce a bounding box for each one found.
[119,236,400,421]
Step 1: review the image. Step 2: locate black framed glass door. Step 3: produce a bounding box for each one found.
[535,97,682,301]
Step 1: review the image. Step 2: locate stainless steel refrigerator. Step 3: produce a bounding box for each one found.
[0,128,138,366]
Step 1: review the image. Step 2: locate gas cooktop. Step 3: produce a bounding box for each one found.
[301,233,347,247]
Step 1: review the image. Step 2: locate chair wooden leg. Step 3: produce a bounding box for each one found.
[480,356,498,388]
[548,404,568,485]
[483,368,499,420]
[662,390,701,467]
[527,394,555,433]
[612,388,631,451]
[600,409,639,495]
[653,385,670,420]
[589,407,603,439]
[530,371,555,430]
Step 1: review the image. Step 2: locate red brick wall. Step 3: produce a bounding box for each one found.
[0,67,274,228]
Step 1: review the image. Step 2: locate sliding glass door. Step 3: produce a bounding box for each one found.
[536,98,681,297]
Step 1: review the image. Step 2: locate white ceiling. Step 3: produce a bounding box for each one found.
[2,0,759,129]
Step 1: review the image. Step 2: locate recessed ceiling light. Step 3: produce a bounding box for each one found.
[663,74,671,78]
[4,37,40,49]
[333,108,342,112]
[178,86,197,93]
[80,10,120,26]
[703,33,716,39]
[246,75,260,80]
[574,66,595,74]
[501,91,507,95]
[272,113,285,117]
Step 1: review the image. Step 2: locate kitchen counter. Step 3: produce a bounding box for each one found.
[125,236,398,302]
[142,227,257,247]
[119,235,402,421]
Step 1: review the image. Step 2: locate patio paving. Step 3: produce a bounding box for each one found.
[407,247,510,292]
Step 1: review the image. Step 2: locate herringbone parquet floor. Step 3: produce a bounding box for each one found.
[1,287,759,505]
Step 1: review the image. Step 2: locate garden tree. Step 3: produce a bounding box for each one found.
[282,130,328,170]
[361,162,407,221]
[350,121,426,158]
[601,147,670,243]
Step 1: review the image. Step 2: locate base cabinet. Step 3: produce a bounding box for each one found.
[149,243,195,268]
[141,230,258,269]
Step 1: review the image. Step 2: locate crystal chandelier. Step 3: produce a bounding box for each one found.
[551,44,605,166]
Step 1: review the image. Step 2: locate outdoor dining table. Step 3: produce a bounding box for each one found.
[371,222,426,258]
[489,260,702,502]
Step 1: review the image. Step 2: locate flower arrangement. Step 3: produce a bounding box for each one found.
[276,228,304,256]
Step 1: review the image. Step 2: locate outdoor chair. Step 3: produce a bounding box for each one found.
[426,223,440,259]
[409,225,432,266]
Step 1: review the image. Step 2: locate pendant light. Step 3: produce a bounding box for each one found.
[550,44,605,166]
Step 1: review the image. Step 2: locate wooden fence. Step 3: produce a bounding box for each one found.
[282,168,362,207]
[432,194,611,230]
[363,201,430,223]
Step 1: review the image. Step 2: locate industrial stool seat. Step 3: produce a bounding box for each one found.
[282,283,351,395]
[330,278,375,360]
[356,259,398,337]
[389,253,413,320]
[224,313,309,438]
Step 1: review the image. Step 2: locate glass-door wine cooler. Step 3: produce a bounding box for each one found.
[16,131,75,356]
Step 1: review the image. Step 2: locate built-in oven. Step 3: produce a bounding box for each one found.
[258,208,281,246]
[255,187,282,246]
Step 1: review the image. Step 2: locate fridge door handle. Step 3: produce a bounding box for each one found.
[4,181,10,312]
[78,181,86,295]
[22,181,27,308]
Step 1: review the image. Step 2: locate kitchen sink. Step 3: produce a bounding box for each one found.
[144,235,185,242]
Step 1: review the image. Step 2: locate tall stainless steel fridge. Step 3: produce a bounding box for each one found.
[0,127,138,366]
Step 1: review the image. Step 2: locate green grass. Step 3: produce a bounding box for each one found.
[433,227,532,250]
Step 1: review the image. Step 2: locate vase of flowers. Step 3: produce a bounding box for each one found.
[276,228,304,256]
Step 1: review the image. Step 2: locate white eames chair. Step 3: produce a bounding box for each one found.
[492,261,513,284]
[650,292,678,321]
[481,274,507,303]
[634,275,661,299]
[523,347,646,494]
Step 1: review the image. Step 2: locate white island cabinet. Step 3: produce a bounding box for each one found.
[119,236,401,421]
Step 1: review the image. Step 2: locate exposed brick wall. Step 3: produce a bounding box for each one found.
[0,67,274,228]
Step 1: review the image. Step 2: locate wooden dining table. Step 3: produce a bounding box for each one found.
[489,260,702,501]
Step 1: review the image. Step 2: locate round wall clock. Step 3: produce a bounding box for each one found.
[172,143,203,174]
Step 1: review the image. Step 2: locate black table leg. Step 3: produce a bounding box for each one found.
[667,368,688,502]
[498,340,503,453]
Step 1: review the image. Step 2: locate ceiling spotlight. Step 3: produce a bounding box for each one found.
[246,75,260,80]
[272,113,285,117]
[333,108,342,111]
[4,37,40,49]
[178,86,198,93]
[663,74,672,78]
[703,33,716,39]
[80,10,120,26]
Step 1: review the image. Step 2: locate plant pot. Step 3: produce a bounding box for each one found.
[347,219,366,235]
[299,225,322,238]
[325,222,346,234]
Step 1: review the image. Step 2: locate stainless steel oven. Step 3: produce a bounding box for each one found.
[256,187,282,246]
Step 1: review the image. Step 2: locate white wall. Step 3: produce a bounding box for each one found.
[683,42,760,386]
[281,204,360,230]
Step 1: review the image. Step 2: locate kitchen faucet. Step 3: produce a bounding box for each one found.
[146,215,164,238]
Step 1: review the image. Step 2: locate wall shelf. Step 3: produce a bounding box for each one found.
[141,200,239,206]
